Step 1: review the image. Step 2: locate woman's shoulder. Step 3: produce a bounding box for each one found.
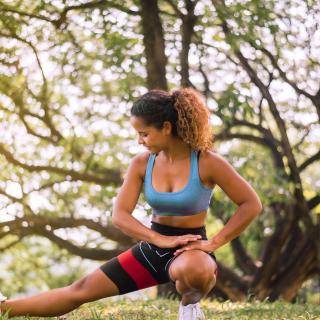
[198,150,232,173]
[198,149,224,164]
[130,151,152,178]
[132,151,152,164]
[199,149,240,186]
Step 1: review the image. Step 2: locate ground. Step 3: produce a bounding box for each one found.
[1,298,319,319]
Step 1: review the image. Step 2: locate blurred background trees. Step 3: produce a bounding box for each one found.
[0,0,319,303]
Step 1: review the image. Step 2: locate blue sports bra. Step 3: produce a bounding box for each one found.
[144,150,214,216]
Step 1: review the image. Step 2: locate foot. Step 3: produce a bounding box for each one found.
[0,292,7,302]
[0,292,8,315]
[178,301,206,320]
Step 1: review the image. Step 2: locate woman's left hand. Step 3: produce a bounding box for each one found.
[173,240,215,256]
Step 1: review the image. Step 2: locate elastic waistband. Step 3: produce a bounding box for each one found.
[150,221,206,236]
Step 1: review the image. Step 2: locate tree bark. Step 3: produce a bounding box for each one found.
[139,0,168,90]
[179,0,197,87]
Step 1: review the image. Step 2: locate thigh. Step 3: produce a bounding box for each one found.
[69,268,119,303]
[168,250,218,282]
[99,242,170,295]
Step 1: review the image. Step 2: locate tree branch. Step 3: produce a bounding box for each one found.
[0,143,122,185]
[211,0,318,247]
[0,1,140,30]
[257,45,320,123]
[0,4,53,23]
[299,150,320,172]
[0,32,64,142]
[230,237,257,274]
[214,129,285,171]
[163,0,184,18]
[0,214,135,246]
[308,194,320,210]
[215,262,249,301]
[21,225,125,260]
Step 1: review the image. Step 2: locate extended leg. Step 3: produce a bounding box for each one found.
[0,268,119,318]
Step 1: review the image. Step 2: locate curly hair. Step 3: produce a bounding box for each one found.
[131,87,213,152]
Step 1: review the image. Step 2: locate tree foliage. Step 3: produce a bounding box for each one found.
[0,0,319,301]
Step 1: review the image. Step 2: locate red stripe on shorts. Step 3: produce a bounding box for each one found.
[118,249,158,289]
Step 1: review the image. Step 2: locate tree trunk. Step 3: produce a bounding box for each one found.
[139,0,168,90]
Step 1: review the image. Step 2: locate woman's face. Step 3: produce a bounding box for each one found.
[130,116,169,153]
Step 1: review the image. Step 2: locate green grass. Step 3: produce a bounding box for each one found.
[1,298,319,319]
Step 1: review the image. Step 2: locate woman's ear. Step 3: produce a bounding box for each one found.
[162,121,173,136]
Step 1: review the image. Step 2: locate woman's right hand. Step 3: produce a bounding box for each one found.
[154,234,202,249]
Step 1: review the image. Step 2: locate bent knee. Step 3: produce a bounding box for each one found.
[170,250,217,282]
[181,266,215,285]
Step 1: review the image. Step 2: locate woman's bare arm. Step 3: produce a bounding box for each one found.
[111,152,160,243]
[174,152,262,255]
[207,153,263,250]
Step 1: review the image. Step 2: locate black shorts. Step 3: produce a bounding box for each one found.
[99,221,218,295]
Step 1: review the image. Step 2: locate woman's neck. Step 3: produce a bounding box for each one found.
[160,140,191,163]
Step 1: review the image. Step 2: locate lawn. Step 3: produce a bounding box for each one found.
[1,298,319,319]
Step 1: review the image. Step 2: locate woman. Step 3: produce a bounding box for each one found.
[0,88,262,320]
